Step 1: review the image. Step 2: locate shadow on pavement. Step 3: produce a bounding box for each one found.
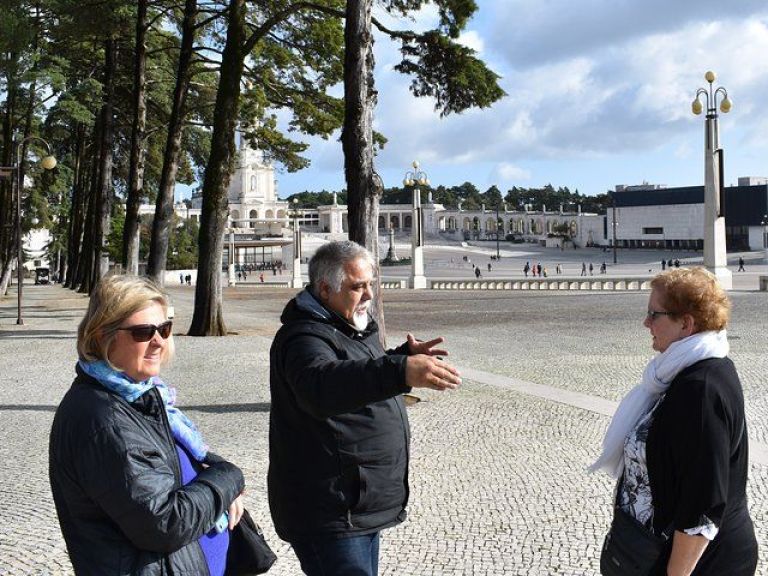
[184,402,270,414]
[0,404,57,412]
[0,330,76,339]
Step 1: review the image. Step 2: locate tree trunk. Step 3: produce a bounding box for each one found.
[147,0,198,286]
[123,0,149,275]
[0,60,19,294]
[76,120,102,293]
[188,0,245,336]
[341,0,386,341]
[90,37,117,292]
[65,124,88,288]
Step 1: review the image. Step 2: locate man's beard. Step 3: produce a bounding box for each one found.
[352,308,369,331]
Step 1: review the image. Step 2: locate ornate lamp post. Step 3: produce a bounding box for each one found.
[290,198,304,288]
[692,71,733,289]
[0,136,57,324]
[403,161,428,289]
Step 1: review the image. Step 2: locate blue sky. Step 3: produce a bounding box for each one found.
[180,1,768,201]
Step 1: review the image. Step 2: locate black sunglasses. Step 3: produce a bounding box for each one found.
[117,320,173,342]
[646,310,673,321]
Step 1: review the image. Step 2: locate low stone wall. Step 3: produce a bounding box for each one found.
[379,276,652,291]
[429,277,651,291]
[380,279,408,289]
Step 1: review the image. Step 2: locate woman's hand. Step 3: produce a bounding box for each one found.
[228,494,245,530]
[666,530,709,576]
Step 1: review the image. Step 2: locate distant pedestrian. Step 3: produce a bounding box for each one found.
[556,264,562,275]
[581,262,587,277]
[738,256,745,272]
[674,259,680,268]
[600,262,607,274]
[589,263,594,276]
[487,262,492,272]
[260,273,265,283]
[179,273,184,285]
[668,259,673,269]
[185,274,191,286]
[537,263,542,277]
[542,267,548,278]
[661,259,666,271]
[523,262,530,277]
[237,271,242,281]
[475,267,481,279]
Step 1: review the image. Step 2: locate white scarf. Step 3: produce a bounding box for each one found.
[589,330,729,478]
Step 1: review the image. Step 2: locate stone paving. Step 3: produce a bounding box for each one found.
[0,276,766,575]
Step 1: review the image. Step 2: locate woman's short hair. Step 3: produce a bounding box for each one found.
[77,275,174,367]
[651,267,730,331]
[308,240,375,293]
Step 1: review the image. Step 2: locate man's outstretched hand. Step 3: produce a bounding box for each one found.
[405,354,461,391]
[406,333,449,357]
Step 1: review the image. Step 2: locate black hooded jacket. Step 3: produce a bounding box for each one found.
[49,367,245,575]
[268,290,412,542]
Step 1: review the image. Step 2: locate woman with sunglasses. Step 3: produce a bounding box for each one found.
[592,267,757,575]
[50,275,246,575]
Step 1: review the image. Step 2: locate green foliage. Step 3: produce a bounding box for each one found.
[284,190,347,207]
[238,1,346,172]
[395,31,506,117]
[167,215,199,269]
[107,205,126,263]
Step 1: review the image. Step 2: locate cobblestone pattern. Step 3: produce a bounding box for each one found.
[0,285,766,574]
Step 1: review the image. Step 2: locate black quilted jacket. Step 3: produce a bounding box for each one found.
[49,366,244,575]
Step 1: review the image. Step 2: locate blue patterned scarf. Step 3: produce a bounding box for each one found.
[78,360,209,461]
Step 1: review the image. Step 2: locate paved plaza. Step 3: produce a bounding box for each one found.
[1,246,767,575]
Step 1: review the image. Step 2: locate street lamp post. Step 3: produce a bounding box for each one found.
[0,136,57,325]
[495,203,501,260]
[692,71,733,289]
[611,194,618,265]
[403,161,428,289]
[761,214,768,263]
[290,198,304,288]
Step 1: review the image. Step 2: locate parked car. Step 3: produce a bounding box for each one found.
[34,267,50,285]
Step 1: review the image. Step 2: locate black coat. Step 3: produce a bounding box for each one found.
[49,367,245,575]
[268,291,412,542]
[647,357,758,575]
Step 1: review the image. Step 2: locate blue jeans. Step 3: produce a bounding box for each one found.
[291,532,380,576]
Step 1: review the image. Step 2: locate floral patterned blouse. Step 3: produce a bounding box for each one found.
[618,395,718,540]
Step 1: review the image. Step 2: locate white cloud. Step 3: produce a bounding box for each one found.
[458,30,484,53]
[496,162,532,181]
[276,2,768,196]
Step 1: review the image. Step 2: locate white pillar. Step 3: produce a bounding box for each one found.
[410,188,426,289]
[291,219,304,288]
[703,115,732,289]
[227,230,236,286]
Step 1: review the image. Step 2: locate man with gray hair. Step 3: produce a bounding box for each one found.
[268,240,461,575]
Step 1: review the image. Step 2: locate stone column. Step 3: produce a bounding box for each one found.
[410,188,426,289]
[290,219,303,288]
[703,114,732,289]
[227,230,237,286]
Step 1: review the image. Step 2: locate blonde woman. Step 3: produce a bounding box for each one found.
[50,276,245,575]
[593,268,757,575]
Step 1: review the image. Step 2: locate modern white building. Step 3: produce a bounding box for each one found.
[609,177,768,251]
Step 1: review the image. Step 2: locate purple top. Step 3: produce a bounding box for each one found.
[175,444,229,576]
